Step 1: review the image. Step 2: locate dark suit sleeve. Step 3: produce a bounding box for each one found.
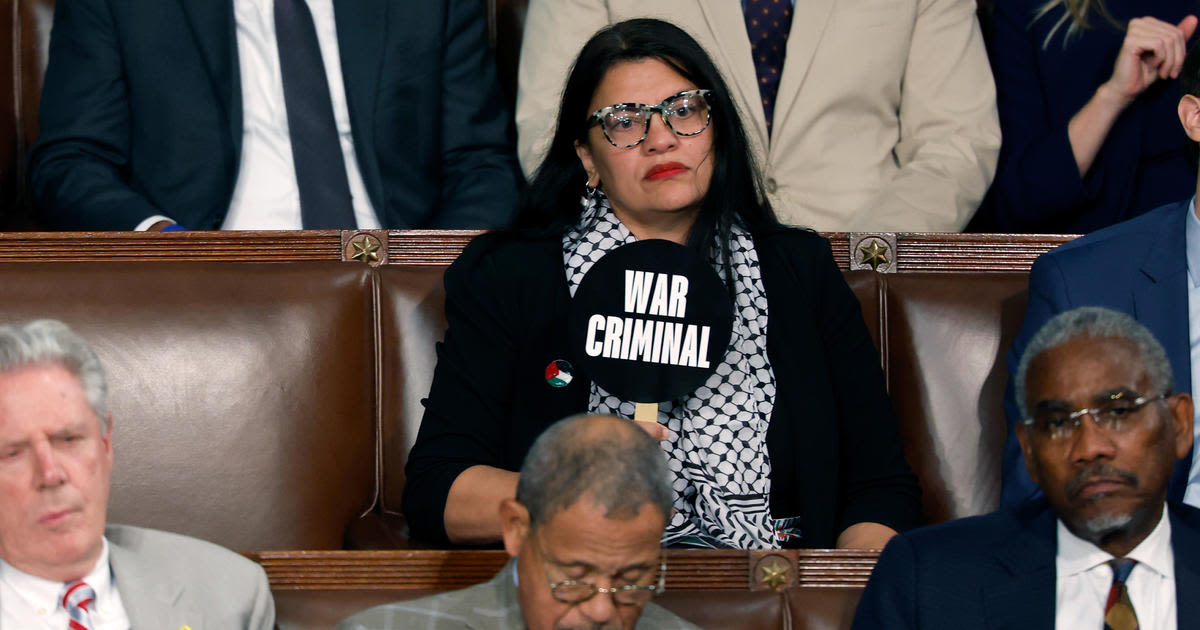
[29,0,165,230]
[851,534,920,630]
[428,0,521,229]
[810,238,923,535]
[981,0,1090,231]
[1001,253,1070,505]
[402,237,520,544]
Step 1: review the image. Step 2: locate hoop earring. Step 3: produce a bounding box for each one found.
[585,182,600,199]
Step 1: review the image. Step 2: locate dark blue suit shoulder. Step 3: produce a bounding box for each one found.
[1045,201,1186,260]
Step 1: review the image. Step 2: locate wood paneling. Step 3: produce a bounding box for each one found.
[0,230,1076,271]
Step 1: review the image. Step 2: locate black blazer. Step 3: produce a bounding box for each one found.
[403,228,922,546]
[852,500,1200,629]
[972,0,1196,233]
[30,0,521,230]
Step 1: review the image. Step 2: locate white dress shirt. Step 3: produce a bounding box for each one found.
[1054,510,1175,630]
[140,0,378,230]
[0,539,130,630]
[1183,197,1200,507]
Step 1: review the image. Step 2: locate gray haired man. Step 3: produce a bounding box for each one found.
[340,414,701,630]
[0,319,273,629]
[853,307,1200,629]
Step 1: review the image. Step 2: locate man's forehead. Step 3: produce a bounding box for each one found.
[0,364,95,435]
[537,499,664,567]
[1028,337,1147,398]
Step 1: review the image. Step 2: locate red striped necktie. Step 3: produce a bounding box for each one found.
[1103,558,1140,630]
[62,580,96,630]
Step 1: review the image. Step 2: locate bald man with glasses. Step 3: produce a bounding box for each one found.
[338,414,700,630]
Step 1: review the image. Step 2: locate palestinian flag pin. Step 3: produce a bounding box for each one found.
[545,360,574,388]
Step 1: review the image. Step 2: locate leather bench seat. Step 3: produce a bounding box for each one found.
[0,256,1029,549]
[0,262,378,550]
[0,230,1069,630]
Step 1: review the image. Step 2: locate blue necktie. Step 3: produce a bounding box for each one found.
[274,0,357,229]
[743,0,793,133]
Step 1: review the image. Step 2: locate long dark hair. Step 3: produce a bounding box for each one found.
[510,18,779,269]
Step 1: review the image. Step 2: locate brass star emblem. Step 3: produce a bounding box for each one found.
[759,559,790,590]
[859,239,890,270]
[349,236,381,263]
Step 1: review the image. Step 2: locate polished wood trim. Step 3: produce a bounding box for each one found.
[0,230,1076,272]
[886,233,1077,273]
[386,230,477,266]
[0,230,345,262]
[250,549,880,591]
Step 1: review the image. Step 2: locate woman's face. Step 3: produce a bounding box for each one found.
[575,59,714,241]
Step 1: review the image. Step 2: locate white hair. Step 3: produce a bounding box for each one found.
[0,319,109,434]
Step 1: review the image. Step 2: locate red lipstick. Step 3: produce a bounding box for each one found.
[645,162,687,181]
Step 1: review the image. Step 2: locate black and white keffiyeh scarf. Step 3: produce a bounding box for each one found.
[562,192,797,549]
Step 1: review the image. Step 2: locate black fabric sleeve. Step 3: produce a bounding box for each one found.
[401,236,521,545]
[849,534,920,630]
[981,0,1091,230]
[30,0,164,229]
[429,0,522,228]
[809,238,923,535]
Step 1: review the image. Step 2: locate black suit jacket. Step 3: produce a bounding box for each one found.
[30,0,521,230]
[402,228,922,547]
[852,500,1200,629]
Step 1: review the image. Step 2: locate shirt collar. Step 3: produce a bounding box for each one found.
[0,538,113,613]
[1185,196,1200,288]
[1056,507,1174,580]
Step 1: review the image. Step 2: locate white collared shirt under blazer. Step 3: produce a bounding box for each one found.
[1054,510,1175,630]
[0,539,130,630]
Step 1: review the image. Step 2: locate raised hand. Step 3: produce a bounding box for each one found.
[1102,15,1198,106]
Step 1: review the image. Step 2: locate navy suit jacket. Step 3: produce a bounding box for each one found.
[1001,200,1195,506]
[30,0,521,230]
[971,0,1195,233]
[851,501,1200,630]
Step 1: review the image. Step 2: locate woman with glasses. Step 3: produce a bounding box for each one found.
[403,18,921,551]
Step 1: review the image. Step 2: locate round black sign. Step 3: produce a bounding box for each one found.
[568,239,733,402]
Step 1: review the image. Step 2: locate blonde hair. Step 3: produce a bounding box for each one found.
[1034,0,1124,48]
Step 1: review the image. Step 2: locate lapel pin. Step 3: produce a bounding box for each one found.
[545,360,574,388]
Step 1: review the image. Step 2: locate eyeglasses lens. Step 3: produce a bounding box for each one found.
[551,583,655,606]
[600,92,710,147]
[1032,396,1149,439]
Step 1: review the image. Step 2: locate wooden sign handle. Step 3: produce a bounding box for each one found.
[634,402,658,423]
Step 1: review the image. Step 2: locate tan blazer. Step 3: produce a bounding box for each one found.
[516,0,1000,232]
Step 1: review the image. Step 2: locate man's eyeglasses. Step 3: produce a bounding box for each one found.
[587,89,713,148]
[542,553,666,606]
[1022,391,1168,441]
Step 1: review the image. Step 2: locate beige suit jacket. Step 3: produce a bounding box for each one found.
[516,0,1000,232]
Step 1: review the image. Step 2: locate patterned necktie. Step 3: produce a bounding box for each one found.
[62,581,96,630]
[274,0,358,229]
[1104,558,1140,630]
[743,0,793,133]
